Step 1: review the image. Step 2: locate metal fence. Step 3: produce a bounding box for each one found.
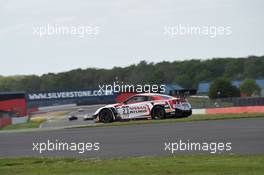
[190,97,264,109]
[221,97,264,107]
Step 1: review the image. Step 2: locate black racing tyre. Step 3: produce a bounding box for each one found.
[151,106,166,120]
[182,111,192,118]
[99,108,113,123]
[175,109,192,118]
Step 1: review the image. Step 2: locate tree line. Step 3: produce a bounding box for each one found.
[0,55,264,92]
[208,78,261,99]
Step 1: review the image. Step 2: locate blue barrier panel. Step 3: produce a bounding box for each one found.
[26,89,117,108]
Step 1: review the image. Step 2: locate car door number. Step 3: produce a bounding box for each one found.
[122,106,129,115]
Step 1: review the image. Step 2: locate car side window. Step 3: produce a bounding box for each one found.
[146,96,152,101]
[126,96,146,104]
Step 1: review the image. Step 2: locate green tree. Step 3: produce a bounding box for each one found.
[173,75,192,88]
[209,78,240,99]
[0,56,264,92]
[240,79,261,96]
[224,60,243,79]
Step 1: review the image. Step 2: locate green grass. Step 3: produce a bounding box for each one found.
[0,155,264,175]
[0,119,44,131]
[77,113,264,129]
[2,113,264,131]
[0,110,68,131]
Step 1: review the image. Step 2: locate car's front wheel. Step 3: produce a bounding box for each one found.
[151,106,166,120]
[99,108,114,123]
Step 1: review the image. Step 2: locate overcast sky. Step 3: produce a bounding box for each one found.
[0,0,263,76]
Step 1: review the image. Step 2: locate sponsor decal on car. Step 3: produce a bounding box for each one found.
[129,106,148,114]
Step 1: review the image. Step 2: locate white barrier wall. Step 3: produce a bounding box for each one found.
[11,116,28,124]
[38,104,77,112]
[192,109,206,115]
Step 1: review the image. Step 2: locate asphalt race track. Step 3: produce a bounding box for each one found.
[0,118,264,158]
[39,104,105,128]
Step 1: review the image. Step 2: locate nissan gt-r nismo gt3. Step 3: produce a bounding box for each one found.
[91,93,192,123]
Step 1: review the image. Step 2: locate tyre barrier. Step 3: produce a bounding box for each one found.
[0,118,12,128]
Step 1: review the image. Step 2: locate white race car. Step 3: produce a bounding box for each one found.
[91,93,192,123]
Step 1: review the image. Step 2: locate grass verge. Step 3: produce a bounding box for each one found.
[76,113,264,129]
[2,113,264,131]
[0,110,70,131]
[0,155,263,175]
[0,118,45,131]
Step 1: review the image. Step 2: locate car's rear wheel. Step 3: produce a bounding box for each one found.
[151,106,166,119]
[99,108,113,123]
